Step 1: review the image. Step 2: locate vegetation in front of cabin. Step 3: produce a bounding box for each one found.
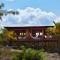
[0,46,47,60]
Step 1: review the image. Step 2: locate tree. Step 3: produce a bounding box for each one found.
[0,3,19,20]
[0,28,5,45]
[6,30,16,41]
[0,3,4,9]
[7,10,19,15]
[0,2,19,44]
[55,22,60,34]
[46,21,60,35]
[0,3,4,20]
[53,21,60,33]
[46,26,56,35]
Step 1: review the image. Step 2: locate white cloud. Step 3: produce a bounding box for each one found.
[54,16,60,22]
[0,7,59,27]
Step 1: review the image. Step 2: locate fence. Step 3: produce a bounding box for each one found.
[6,35,60,52]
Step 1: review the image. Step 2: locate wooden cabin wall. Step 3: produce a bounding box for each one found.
[5,26,60,52]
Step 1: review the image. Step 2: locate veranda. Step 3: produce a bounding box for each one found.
[5,26,60,52]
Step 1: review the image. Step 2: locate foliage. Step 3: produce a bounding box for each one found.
[0,28,9,46]
[0,3,19,20]
[0,3,4,9]
[0,28,17,46]
[0,28,4,45]
[55,22,60,34]
[7,10,19,15]
[18,46,47,60]
[0,33,4,45]
[6,30,16,41]
[0,3,4,20]
[46,27,56,35]
[0,47,47,60]
[46,22,60,35]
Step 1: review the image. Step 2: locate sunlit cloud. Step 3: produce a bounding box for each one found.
[1,7,59,27]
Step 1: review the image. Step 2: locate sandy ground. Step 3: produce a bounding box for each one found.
[45,52,60,60]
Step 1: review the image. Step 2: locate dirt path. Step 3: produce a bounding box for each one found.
[1,47,60,60]
[45,52,60,60]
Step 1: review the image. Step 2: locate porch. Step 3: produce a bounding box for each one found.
[4,26,59,52]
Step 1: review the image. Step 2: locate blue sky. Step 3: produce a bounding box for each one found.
[0,0,60,26]
[0,0,60,15]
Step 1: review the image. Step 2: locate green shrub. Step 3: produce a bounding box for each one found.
[0,34,4,45]
[0,47,47,60]
[18,48,47,60]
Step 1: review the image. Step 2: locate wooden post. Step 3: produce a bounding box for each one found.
[15,31,19,40]
[26,29,32,40]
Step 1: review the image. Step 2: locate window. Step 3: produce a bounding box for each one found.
[36,32,39,37]
[19,32,26,37]
[40,32,43,35]
[32,30,44,37]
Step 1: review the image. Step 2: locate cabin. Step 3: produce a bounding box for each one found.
[5,26,58,51]
[5,26,53,40]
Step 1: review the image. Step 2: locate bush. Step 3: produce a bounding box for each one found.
[0,47,47,60]
[18,47,47,60]
[0,33,4,45]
